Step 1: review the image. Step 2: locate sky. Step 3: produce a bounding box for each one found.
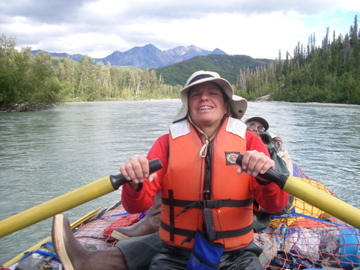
[1,0,359,60]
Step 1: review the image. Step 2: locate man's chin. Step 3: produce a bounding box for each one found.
[193,118,217,127]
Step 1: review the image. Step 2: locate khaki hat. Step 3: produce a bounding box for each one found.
[173,70,247,122]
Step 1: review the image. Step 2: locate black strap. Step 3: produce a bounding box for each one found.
[176,198,254,215]
[162,197,198,207]
[168,190,175,242]
[215,224,253,239]
[188,74,214,85]
[160,221,253,241]
[204,208,216,241]
[161,220,195,242]
[204,142,213,200]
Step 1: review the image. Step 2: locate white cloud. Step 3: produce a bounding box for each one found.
[1,0,359,59]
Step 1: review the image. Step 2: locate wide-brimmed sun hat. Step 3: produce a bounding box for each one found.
[245,116,269,131]
[173,70,247,122]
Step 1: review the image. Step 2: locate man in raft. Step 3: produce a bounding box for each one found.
[53,70,289,270]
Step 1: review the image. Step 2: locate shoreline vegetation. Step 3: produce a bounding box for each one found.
[1,16,359,112]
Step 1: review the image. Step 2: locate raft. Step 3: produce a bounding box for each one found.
[2,163,360,270]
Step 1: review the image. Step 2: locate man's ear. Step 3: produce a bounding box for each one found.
[226,103,231,116]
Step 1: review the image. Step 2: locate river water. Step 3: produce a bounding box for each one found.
[0,100,359,263]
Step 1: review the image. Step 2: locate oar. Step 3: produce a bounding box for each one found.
[3,205,104,268]
[236,155,360,229]
[0,159,163,238]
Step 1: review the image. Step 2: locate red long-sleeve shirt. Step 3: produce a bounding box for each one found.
[121,130,289,214]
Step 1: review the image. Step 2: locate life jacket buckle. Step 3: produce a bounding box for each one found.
[202,200,211,209]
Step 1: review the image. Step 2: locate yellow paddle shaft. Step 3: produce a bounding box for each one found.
[0,176,114,238]
[284,175,360,229]
[235,154,360,229]
[0,159,162,238]
[2,206,104,267]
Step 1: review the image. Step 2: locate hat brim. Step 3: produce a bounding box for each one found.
[230,95,247,120]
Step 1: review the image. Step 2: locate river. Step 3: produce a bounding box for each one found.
[0,100,359,263]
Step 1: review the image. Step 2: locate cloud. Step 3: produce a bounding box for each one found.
[1,0,359,59]
[1,0,91,24]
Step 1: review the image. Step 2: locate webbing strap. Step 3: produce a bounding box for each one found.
[204,208,216,241]
[215,224,253,239]
[161,220,195,241]
[162,197,198,207]
[160,221,253,241]
[19,249,60,263]
[168,189,175,242]
[176,198,254,215]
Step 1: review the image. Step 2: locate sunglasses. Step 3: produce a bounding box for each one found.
[247,122,266,133]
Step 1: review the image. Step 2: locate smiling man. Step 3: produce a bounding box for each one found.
[118,70,289,269]
[53,70,289,270]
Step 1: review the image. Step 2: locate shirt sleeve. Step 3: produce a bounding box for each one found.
[246,131,290,213]
[121,134,169,213]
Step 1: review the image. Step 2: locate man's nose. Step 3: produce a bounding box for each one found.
[200,93,209,100]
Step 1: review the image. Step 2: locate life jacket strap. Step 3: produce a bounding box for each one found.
[161,198,254,216]
[160,221,253,243]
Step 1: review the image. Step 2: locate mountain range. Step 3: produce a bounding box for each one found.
[31,44,227,68]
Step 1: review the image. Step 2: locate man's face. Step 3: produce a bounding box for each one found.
[246,121,265,134]
[188,82,228,129]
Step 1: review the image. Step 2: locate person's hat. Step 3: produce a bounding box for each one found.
[245,117,269,131]
[173,70,247,122]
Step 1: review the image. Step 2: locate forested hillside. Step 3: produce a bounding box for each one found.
[236,16,360,104]
[157,54,271,85]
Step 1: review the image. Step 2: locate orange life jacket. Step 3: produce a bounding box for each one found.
[159,117,254,251]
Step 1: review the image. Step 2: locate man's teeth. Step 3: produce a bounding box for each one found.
[199,106,212,110]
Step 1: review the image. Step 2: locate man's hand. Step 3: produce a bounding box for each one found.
[236,150,274,184]
[120,155,157,190]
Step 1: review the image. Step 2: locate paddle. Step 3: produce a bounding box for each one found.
[0,159,163,238]
[3,206,104,268]
[236,154,360,229]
